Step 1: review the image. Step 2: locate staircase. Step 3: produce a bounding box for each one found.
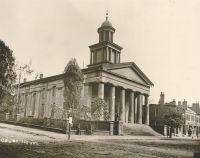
[123,123,162,136]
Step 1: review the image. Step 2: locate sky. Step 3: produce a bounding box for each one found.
[1,0,200,105]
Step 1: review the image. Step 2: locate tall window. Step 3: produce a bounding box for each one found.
[42,89,45,99]
[52,86,56,97]
[109,48,111,61]
[41,104,45,118]
[106,31,109,41]
[32,93,36,116]
[103,48,107,61]
[96,49,103,63]
[24,95,28,116]
[100,32,103,41]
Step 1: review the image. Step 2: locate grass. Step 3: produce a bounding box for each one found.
[123,124,162,136]
[0,138,199,158]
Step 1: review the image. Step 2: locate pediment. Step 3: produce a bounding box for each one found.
[109,67,147,85]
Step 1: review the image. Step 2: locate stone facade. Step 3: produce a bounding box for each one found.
[16,16,153,125]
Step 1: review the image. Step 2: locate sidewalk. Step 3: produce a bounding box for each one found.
[0,123,198,143]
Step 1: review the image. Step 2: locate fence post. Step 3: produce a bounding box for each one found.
[164,125,167,136]
[16,114,21,122]
[5,113,9,120]
[118,121,123,136]
[109,121,114,136]
[47,117,51,127]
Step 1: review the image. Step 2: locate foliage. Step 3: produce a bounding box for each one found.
[0,94,14,114]
[77,105,91,120]
[164,106,184,128]
[164,105,184,137]
[63,58,84,118]
[0,40,16,101]
[91,97,110,121]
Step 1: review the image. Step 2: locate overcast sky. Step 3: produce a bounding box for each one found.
[1,0,200,105]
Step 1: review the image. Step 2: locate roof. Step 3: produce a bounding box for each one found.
[186,107,196,114]
[83,62,154,87]
[101,20,113,27]
[18,61,153,89]
[105,62,154,86]
[19,74,64,88]
[89,41,123,50]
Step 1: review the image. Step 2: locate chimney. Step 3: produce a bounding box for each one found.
[172,99,176,105]
[39,74,43,79]
[182,99,188,109]
[158,92,165,105]
[24,78,27,83]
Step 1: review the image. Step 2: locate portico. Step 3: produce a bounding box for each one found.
[83,80,150,124]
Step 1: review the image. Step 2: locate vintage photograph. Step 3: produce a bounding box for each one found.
[0,0,200,157]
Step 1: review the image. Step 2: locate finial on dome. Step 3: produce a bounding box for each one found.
[106,10,108,20]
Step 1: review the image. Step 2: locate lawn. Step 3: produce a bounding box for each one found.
[0,138,199,158]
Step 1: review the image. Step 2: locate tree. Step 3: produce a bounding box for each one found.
[91,97,110,121]
[164,106,184,138]
[63,58,84,120]
[0,94,14,114]
[0,40,16,104]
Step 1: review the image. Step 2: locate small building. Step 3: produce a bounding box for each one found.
[15,15,153,126]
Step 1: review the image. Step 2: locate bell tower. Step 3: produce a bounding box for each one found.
[89,11,123,66]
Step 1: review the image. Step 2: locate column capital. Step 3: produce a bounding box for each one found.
[109,83,115,87]
[84,83,90,86]
[143,93,150,97]
[135,91,142,96]
[126,89,134,93]
[117,86,125,90]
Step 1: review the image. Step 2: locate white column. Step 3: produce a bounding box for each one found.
[119,89,125,122]
[129,91,135,124]
[98,82,104,99]
[84,84,92,107]
[137,94,143,124]
[98,82,104,120]
[144,95,149,125]
[125,100,129,123]
[110,86,115,121]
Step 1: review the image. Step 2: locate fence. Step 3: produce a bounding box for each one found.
[0,113,123,135]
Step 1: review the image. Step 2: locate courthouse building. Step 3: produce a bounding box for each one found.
[17,15,153,125]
